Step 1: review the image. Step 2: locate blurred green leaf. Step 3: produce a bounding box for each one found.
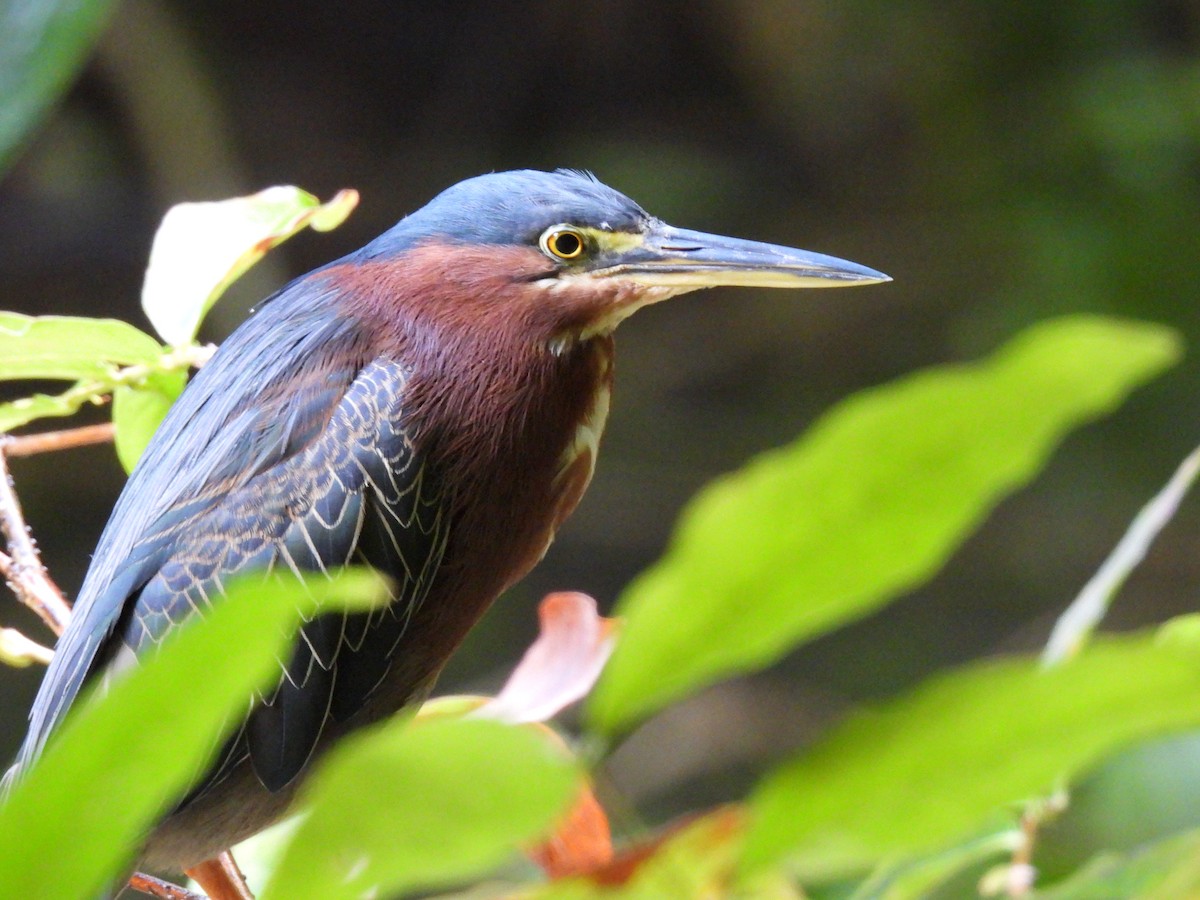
[742,633,1200,880]
[217,814,304,899]
[260,717,577,900]
[142,186,358,346]
[847,828,1019,900]
[112,368,186,472]
[0,0,115,171]
[589,316,1180,736]
[0,569,388,899]
[1034,829,1200,899]
[0,313,161,381]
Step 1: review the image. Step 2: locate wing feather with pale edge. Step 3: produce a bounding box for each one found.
[15,274,449,796]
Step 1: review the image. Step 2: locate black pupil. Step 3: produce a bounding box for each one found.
[554,231,581,256]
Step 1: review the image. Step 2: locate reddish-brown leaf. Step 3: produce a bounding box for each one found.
[527,778,614,879]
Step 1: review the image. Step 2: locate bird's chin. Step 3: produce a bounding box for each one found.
[575,284,695,340]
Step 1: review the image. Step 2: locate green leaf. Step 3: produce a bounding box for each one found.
[0,314,195,438]
[847,828,1019,900]
[260,718,578,900]
[112,368,187,472]
[0,313,162,382]
[1033,829,1200,899]
[0,0,115,171]
[589,316,1181,736]
[0,387,92,434]
[0,569,388,899]
[742,633,1200,879]
[142,186,359,346]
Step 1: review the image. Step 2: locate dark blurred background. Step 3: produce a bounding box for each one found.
[3,0,1200,881]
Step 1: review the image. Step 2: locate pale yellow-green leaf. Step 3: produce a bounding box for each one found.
[0,313,161,381]
[141,185,358,346]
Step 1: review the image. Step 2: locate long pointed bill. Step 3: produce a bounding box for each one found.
[597,223,889,289]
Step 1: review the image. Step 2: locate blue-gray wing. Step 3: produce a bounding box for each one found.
[15,276,448,794]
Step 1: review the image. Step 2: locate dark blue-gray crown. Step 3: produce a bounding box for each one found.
[360,169,648,257]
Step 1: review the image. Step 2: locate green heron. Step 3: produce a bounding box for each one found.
[11,170,887,874]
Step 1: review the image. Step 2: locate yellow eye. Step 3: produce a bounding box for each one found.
[540,226,586,260]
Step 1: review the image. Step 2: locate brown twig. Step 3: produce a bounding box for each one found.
[980,791,1068,897]
[185,852,256,900]
[127,872,206,900]
[0,453,71,635]
[2,423,115,457]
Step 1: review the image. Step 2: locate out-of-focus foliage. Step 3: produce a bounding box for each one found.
[1034,829,1200,899]
[591,317,1180,735]
[0,570,389,899]
[1043,447,1200,666]
[0,0,114,171]
[744,631,1200,878]
[524,809,787,900]
[260,718,578,900]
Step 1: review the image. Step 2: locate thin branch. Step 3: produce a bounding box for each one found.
[185,852,256,900]
[128,871,206,900]
[3,423,115,457]
[1043,445,1200,667]
[0,454,71,635]
[979,791,1067,897]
